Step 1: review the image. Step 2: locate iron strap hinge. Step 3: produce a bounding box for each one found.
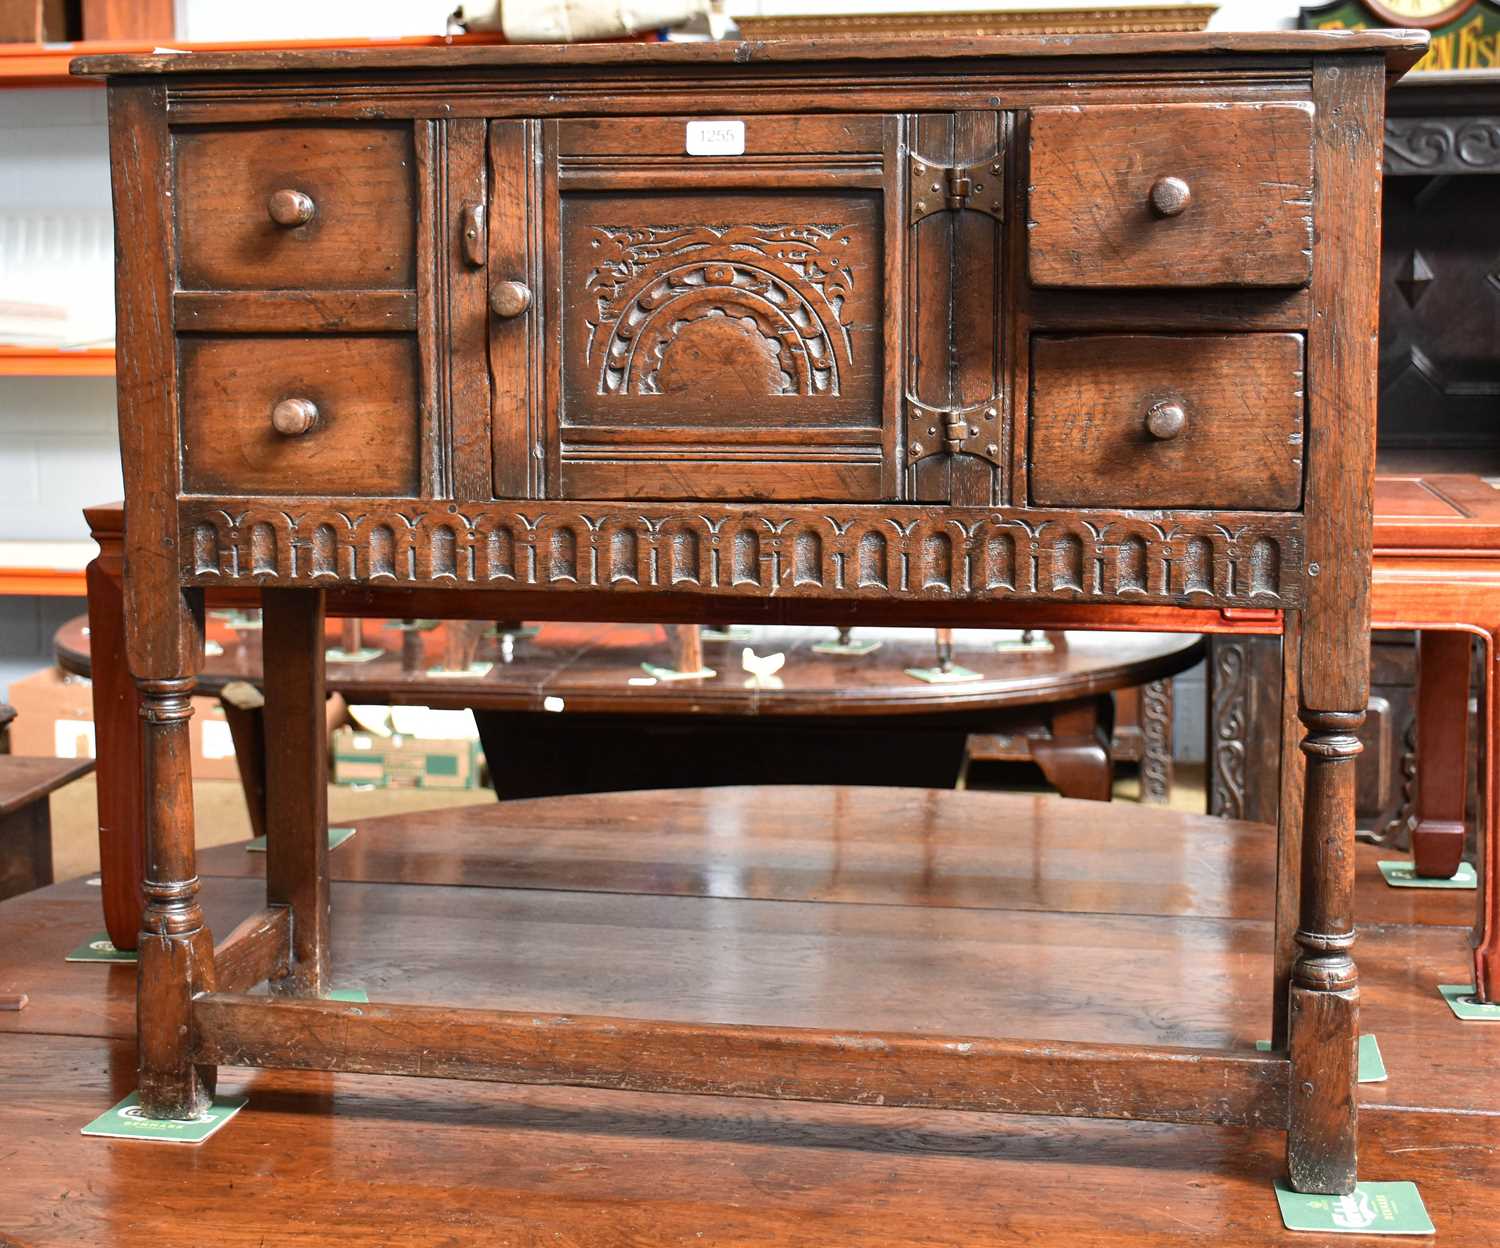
[909,155,1004,224]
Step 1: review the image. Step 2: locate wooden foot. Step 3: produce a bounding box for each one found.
[1032,697,1113,802]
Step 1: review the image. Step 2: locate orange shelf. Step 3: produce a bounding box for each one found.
[0,346,114,376]
[0,566,86,597]
[0,32,517,87]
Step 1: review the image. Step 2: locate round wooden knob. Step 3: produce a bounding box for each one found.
[1145,401,1187,441]
[271,397,319,437]
[1148,176,1192,217]
[489,279,532,319]
[267,188,316,227]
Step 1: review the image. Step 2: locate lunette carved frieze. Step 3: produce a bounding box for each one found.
[180,500,1304,609]
[1385,116,1500,176]
[583,224,856,397]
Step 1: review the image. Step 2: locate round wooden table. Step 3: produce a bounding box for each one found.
[58,615,1201,803]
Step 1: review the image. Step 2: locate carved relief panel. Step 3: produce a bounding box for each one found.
[542,115,898,502]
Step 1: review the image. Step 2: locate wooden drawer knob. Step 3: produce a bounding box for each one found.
[489,279,532,319]
[267,188,316,227]
[1148,176,1192,218]
[271,397,319,436]
[1145,401,1187,440]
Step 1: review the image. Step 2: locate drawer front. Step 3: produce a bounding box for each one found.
[1029,334,1304,510]
[175,124,417,291]
[545,115,893,502]
[1027,104,1313,289]
[181,337,420,497]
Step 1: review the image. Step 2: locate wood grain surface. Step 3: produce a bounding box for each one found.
[1027,103,1314,289]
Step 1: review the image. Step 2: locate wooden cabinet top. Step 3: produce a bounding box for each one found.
[73,29,1428,79]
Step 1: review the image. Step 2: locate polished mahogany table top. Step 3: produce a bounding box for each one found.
[56,619,1202,718]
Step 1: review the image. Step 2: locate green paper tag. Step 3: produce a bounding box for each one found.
[701,626,754,642]
[1274,1181,1433,1235]
[640,662,716,682]
[246,826,355,854]
[325,987,368,1003]
[1438,983,1500,1021]
[65,933,137,964]
[1378,860,1477,889]
[904,665,983,684]
[1255,1034,1385,1083]
[325,646,384,663]
[82,1092,247,1144]
[992,636,1055,653]
[812,638,883,656]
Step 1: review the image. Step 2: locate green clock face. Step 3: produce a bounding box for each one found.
[1363,0,1474,28]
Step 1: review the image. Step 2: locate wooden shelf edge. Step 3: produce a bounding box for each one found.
[0,567,87,597]
[0,32,515,86]
[0,347,114,376]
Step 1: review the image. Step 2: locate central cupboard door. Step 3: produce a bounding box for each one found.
[547,115,898,503]
[482,113,1005,505]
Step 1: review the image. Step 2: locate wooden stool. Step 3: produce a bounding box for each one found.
[0,753,93,902]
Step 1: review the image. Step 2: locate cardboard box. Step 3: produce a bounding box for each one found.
[6,665,239,780]
[332,725,481,789]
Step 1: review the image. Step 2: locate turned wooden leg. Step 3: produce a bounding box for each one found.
[262,589,329,996]
[85,513,145,952]
[136,673,217,1118]
[1412,631,1469,879]
[1286,703,1361,1196]
[1032,696,1113,802]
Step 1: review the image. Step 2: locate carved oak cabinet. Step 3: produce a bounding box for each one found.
[77,31,1425,1196]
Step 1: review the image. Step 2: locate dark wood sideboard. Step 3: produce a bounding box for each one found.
[1209,70,1500,833]
[76,30,1424,1194]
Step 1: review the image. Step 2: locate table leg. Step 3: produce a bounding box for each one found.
[1031,696,1113,802]
[86,528,145,952]
[1477,628,1500,1004]
[219,681,268,843]
[262,589,330,996]
[1412,631,1469,879]
[0,800,53,901]
[134,598,218,1120]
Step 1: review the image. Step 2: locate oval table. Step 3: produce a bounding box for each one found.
[56,615,1202,947]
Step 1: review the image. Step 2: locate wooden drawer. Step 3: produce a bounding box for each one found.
[1029,334,1304,510]
[174,124,416,291]
[1027,104,1313,288]
[180,337,420,497]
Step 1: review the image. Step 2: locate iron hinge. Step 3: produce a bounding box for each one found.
[905,397,1003,466]
[909,155,1004,224]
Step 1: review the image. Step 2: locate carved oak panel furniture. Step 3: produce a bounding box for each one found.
[77,31,1425,1196]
